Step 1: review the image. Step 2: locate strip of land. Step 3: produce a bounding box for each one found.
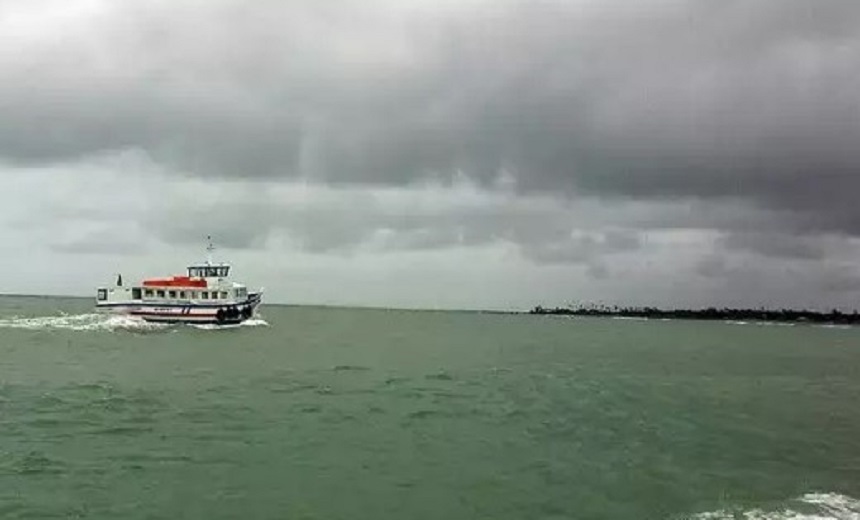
[529,305,860,325]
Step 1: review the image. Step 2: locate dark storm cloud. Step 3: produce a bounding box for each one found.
[2,0,859,236]
[139,185,562,255]
[2,0,860,298]
[693,251,860,307]
[719,231,828,261]
[695,254,730,279]
[132,180,651,262]
[521,230,642,265]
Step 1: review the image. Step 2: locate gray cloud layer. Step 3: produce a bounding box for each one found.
[3,2,859,223]
[2,0,859,308]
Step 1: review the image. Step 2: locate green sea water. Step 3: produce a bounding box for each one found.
[1,295,859,519]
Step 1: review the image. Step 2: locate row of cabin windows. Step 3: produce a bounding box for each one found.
[188,266,230,278]
[142,289,234,300]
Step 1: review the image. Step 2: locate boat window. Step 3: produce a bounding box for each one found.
[168,290,176,299]
[157,290,165,298]
[97,289,107,301]
[144,289,154,298]
[201,292,208,299]
[179,291,186,299]
[132,288,142,300]
[187,266,230,277]
[207,267,229,277]
[220,291,228,299]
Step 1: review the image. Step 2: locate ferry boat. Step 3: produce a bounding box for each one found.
[95,238,263,325]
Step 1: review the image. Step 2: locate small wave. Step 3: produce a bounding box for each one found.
[0,313,168,332]
[425,371,455,381]
[815,324,855,330]
[754,321,796,327]
[726,320,802,327]
[332,365,370,372]
[189,317,269,331]
[242,318,269,327]
[14,450,67,475]
[686,493,860,520]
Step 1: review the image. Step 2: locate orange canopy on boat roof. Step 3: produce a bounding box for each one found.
[142,276,207,288]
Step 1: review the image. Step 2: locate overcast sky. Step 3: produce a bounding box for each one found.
[2,0,859,311]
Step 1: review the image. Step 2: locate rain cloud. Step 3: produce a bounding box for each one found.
[1,0,859,309]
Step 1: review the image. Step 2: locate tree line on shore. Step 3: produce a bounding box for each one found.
[528,304,860,325]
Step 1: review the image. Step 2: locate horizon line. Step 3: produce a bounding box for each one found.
[0,292,857,315]
[0,292,519,314]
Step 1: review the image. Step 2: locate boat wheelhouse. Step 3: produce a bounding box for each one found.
[95,238,263,325]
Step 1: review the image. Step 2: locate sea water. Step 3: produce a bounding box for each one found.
[0,296,858,519]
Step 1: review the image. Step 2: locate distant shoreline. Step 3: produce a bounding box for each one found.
[528,305,860,325]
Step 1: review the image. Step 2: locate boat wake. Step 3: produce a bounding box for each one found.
[0,313,169,332]
[684,493,860,520]
[190,317,270,331]
[0,313,269,332]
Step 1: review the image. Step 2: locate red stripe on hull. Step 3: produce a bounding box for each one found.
[130,311,217,317]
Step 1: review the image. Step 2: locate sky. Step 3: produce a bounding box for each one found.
[1,0,859,311]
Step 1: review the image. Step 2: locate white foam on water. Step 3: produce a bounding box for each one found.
[756,322,796,327]
[0,313,169,332]
[802,494,860,519]
[0,312,270,332]
[686,493,860,520]
[241,318,269,327]
[815,324,855,330]
[189,317,269,331]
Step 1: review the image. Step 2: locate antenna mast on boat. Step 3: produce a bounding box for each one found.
[206,235,215,265]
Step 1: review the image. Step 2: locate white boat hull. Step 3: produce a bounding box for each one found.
[96,292,263,325]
